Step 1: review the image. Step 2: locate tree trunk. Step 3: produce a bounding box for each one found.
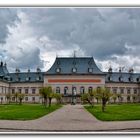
[49,98,52,107]
[87,100,93,107]
[19,99,22,105]
[102,98,106,112]
[44,98,48,107]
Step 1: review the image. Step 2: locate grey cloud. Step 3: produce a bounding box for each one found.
[0,8,19,44]
[21,8,140,60]
[1,8,140,72]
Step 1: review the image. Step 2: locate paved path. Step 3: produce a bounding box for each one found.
[0,105,140,132]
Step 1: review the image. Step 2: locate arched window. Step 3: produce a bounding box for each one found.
[80,86,85,94]
[88,87,93,94]
[56,87,60,94]
[64,87,68,95]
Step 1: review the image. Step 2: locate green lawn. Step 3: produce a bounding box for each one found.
[85,104,140,121]
[0,104,62,120]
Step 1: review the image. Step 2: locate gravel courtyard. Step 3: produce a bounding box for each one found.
[0,104,140,132]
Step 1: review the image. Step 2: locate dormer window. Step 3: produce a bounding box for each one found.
[36,76,41,81]
[26,77,31,81]
[72,68,77,73]
[56,68,61,73]
[128,77,133,82]
[119,77,123,82]
[88,68,93,73]
[108,76,112,81]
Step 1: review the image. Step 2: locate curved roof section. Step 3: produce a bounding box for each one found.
[9,72,44,83]
[105,72,140,83]
[46,56,104,75]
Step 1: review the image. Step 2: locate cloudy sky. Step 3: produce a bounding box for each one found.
[0,8,140,73]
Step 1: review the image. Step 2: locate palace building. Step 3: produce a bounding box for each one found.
[0,56,140,103]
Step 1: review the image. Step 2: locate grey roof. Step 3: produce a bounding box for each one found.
[9,72,44,83]
[105,72,140,83]
[46,56,104,75]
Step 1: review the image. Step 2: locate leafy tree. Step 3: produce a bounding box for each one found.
[96,87,112,112]
[127,95,131,103]
[6,93,11,104]
[0,97,3,104]
[14,92,19,104]
[112,94,117,103]
[54,93,62,104]
[18,93,25,105]
[132,95,137,103]
[39,87,48,107]
[117,93,122,104]
[39,86,54,107]
[81,93,95,107]
[48,93,54,107]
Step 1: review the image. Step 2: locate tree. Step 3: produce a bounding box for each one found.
[14,92,19,104]
[54,93,62,104]
[112,94,117,103]
[117,93,122,104]
[18,93,25,105]
[0,97,3,104]
[39,86,54,107]
[6,93,11,104]
[81,93,95,107]
[96,87,112,112]
[48,92,54,107]
[39,87,48,107]
[132,95,137,103]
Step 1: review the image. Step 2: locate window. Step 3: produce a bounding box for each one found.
[32,88,36,94]
[25,97,28,101]
[26,77,31,81]
[32,97,35,101]
[56,68,61,73]
[88,87,93,94]
[12,97,15,101]
[36,77,41,81]
[88,68,93,73]
[72,68,77,73]
[25,88,28,94]
[120,88,124,94]
[113,88,117,94]
[11,89,15,94]
[64,87,68,95]
[128,77,133,82]
[56,87,60,93]
[18,88,22,93]
[119,77,123,82]
[127,88,131,94]
[134,88,137,94]
[127,96,131,102]
[137,78,139,82]
[80,87,85,94]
